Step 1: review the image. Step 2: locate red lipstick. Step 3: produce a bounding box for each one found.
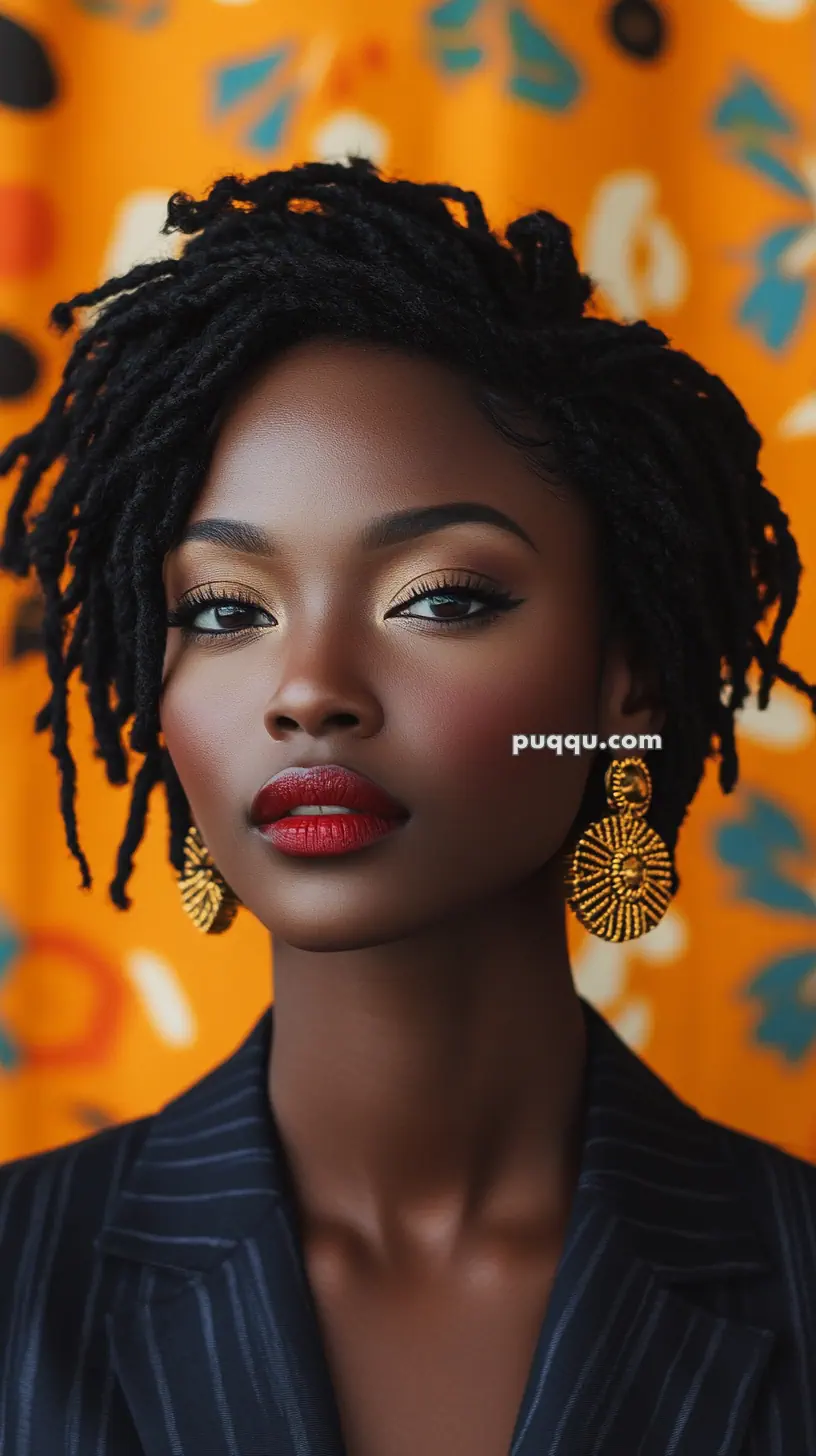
[251,765,410,857]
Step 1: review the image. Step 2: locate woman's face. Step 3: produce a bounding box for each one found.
[160,338,651,951]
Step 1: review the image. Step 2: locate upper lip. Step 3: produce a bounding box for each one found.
[251,764,410,824]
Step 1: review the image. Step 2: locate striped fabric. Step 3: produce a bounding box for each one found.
[1,997,816,1455]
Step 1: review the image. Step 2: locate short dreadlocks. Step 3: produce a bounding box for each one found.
[1,157,814,911]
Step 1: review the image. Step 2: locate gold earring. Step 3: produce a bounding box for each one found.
[178,825,241,935]
[565,756,672,942]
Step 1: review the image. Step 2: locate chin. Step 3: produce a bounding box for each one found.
[263,904,434,954]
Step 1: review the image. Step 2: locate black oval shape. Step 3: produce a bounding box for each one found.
[0,13,59,111]
[0,328,41,399]
[10,589,46,661]
[606,0,668,61]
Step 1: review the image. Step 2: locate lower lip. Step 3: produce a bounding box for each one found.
[260,813,407,856]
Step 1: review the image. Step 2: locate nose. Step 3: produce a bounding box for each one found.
[262,634,385,744]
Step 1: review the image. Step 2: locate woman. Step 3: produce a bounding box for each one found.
[0,157,814,1456]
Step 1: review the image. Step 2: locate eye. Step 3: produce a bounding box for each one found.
[166,571,524,642]
[166,588,273,638]
[386,572,523,628]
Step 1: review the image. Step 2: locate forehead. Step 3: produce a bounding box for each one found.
[188,337,583,547]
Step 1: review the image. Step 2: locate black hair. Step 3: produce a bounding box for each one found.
[1,156,814,910]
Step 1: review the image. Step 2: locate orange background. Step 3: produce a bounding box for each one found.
[1,0,816,1162]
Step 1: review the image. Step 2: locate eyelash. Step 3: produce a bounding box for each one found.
[166,572,523,641]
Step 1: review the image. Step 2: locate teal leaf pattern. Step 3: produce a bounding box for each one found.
[437,45,485,72]
[245,90,299,152]
[710,71,813,351]
[738,224,811,351]
[0,913,22,1072]
[73,0,168,23]
[713,791,816,917]
[209,42,299,154]
[506,7,581,113]
[424,0,582,111]
[739,146,811,202]
[712,73,794,136]
[428,0,485,26]
[213,45,291,117]
[715,796,816,1062]
[742,949,816,1064]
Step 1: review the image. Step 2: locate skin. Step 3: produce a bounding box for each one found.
[160,337,663,1451]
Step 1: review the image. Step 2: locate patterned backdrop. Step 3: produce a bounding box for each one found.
[1,0,815,1164]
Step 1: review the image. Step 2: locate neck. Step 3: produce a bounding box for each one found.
[267,863,587,1264]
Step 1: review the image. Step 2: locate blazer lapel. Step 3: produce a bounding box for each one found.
[95,1007,347,1456]
[97,999,779,1456]
[509,1000,778,1456]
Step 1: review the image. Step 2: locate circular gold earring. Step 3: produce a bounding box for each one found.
[177,825,241,935]
[565,756,673,942]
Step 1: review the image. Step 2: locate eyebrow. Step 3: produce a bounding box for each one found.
[175,502,539,556]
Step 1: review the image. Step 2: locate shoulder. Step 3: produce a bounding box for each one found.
[0,1120,157,1449]
[700,1107,816,1251]
[0,1115,152,1284]
[701,1105,816,1199]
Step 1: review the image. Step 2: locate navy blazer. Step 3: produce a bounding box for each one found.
[2,995,816,1455]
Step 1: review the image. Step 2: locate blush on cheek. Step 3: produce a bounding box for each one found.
[159,692,218,812]
[419,656,598,777]
[408,649,597,852]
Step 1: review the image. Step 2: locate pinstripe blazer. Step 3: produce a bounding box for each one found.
[2,996,816,1456]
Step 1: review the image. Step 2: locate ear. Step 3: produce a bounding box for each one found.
[598,639,665,740]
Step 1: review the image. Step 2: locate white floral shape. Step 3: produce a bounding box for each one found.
[779,392,816,438]
[572,937,628,1008]
[636,907,689,962]
[583,171,689,320]
[731,0,813,18]
[572,905,688,1054]
[611,996,653,1051]
[101,190,181,279]
[311,109,390,168]
[124,949,196,1047]
[77,191,182,331]
[734,684,816,749]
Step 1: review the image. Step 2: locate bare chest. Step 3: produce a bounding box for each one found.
[306,1243,559,1456]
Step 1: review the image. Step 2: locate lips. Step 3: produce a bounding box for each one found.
[250,764,410,826]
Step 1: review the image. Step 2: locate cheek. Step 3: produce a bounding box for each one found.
[394,601,601,841]
[159,651,266,829]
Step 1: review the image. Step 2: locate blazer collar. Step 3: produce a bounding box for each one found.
[96,998,777,1456]
[96,1002,284,1274]
[96,996,770,1280]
